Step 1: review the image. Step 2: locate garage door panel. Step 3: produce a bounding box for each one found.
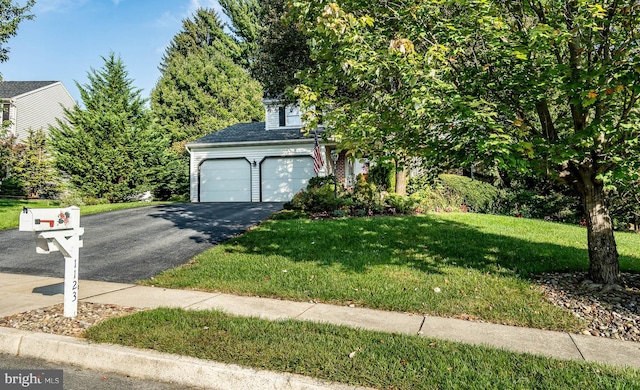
[261,157,314,202]
[200,159,251,202]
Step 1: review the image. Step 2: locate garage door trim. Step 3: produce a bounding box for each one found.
[198,157,251,202]
[259,155,314,202]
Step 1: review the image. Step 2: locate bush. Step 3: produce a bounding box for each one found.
[82,197,110,206]
[496,185,581,223]
[437,174,500,213]
[385,193,418,214]
[408,174,499,213]
[367,163,395,192]
[0,177,25,197]
[284,178,349,214]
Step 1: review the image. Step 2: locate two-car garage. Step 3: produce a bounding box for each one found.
[197,156,316,202]
[187,121,327,203]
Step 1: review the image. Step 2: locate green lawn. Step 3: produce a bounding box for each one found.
[142,213,640,331]
[86,308,640,389]
[0,198,167,231]
[87,212,640,387]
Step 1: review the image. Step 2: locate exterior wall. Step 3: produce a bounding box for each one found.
[263,102,302,130]
[264,105,280,130]
[12,82,75,141]
[188,142,328,202]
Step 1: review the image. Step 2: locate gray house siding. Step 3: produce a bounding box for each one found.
[0,81,76,141]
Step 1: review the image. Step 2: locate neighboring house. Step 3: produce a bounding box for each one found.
[0,81,76,142]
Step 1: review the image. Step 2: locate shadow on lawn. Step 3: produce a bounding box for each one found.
[227,214,640,279]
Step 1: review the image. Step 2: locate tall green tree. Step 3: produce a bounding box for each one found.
[219,0,261,65]
[50,53,157,202]
[292,1,640,285]
[150,7,263,199]
[250,0,313,99]
[14,128,59,198]
[159,8,243,72]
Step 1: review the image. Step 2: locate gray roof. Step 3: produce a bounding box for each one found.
[0,81,58,99]
[190,121,318,145]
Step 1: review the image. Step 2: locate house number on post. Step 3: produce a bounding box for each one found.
[19,206,84,318]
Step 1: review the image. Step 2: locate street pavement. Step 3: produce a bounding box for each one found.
[1,273,639,390]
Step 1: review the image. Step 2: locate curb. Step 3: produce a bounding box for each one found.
[0,327,370,390]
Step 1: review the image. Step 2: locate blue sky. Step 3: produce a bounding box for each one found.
[1,0,225,104]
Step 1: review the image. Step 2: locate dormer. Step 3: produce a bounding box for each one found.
[263,99,302,130]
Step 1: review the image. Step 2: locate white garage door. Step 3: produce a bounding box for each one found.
[200,159,251,202]
[261,157,314,201]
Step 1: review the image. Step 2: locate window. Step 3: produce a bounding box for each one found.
[2,103,9,123]
[277,106,303,127]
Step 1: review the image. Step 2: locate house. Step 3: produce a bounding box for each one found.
[186,100,329,202]
[186,100,370,202]
[0,81,76,142]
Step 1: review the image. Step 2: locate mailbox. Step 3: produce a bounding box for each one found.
[19,206,80,232]
[19,206,84,318]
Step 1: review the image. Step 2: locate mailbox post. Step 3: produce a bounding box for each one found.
[19,206,84,318]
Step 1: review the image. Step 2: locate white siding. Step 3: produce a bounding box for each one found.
[14,82,75,141]
[265,105,280,130]
[264,103,303,130]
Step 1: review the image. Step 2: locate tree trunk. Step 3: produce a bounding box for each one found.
[580,178,620,285]
[395,163,407,196]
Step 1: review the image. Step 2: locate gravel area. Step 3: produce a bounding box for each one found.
[533,271,640,342]
[1,272,639,342]
[0,302,145,337]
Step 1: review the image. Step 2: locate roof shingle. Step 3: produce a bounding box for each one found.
[189,121,317,144]
[0,81,58,99]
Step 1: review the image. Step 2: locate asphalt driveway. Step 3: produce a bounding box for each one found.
[0,203,283,283]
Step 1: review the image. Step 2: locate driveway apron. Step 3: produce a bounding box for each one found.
[0,203,282,283]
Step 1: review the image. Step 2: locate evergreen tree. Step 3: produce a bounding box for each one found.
[250,0,313,99]
[50,53,157,203]
[14,128,59,198]
[218,0,261,66]
[150,7,263,199]
[159,8,243,72]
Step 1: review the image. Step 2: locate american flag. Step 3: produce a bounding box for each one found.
[313,132,324,174]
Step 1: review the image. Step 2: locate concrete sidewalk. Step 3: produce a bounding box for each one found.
[1,273,639,389]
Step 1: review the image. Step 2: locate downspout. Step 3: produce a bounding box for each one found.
[185,143,195,202]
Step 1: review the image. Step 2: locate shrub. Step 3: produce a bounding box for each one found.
[408,174,499,213]
[284,178,349,214]
[83,197,110,206]
[496,185,582,223]
[0,177,25,197]
[437,174,500,213]
[367,163,395,192]
[385,193,418,214]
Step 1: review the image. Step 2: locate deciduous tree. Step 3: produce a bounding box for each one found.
[0,0,35,74]
[292,1,640,285]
